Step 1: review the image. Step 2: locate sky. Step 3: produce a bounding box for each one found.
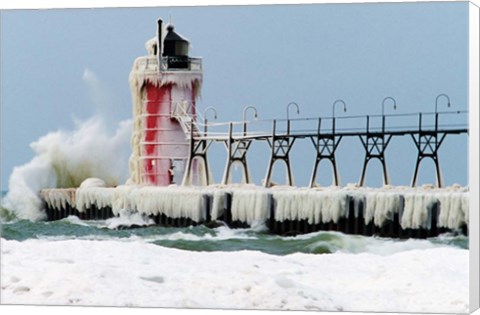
[0,1,470,189]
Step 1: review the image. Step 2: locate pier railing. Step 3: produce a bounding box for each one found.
[192,110,468,139]
[179,107,468,188]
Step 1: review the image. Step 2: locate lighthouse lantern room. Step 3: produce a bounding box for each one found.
[128,18,202,186]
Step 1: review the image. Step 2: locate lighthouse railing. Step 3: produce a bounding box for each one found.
[159,56,202,72]
[134,56,202,73]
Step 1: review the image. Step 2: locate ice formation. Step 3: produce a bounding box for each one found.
[40,183,469,232]
[272,187,348,224]
[111,185,207,222]
[230,188,271,224]
[127,52,202,185]
[79,177,107,188]
[75,187,115,213]
[40,189,76,211]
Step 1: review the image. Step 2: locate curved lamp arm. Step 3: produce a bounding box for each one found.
[203,106,218,123]
[243,105,258,122]
[286,102,300,120]
[332,99,347,118]
[435,93,451,113]
[382,97,397,116]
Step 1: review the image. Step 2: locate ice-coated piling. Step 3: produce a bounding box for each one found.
[40,184,469,238]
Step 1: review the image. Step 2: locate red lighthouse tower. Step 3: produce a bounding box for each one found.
[128,19,202,186]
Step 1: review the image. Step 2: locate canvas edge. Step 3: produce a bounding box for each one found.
[469,1,480,313]
[0,1,477,315]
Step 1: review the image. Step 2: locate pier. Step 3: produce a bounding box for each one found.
[40,97,469,239]
[38,93,470,240]
[39,20,469,239]
[40,182,469,238]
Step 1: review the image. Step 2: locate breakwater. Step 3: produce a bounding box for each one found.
[40,183,468,238]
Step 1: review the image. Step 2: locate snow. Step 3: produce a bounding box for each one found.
[0,238,468,313]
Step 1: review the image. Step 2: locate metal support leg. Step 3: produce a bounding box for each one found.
[358,134,392,187]
[309,130,342,188]
[222,123,253,185]
[411,156,422,188]
[264,120,296,187]
[381,156,390,186]
[358,157,369,187]
[410,133,447,188]
[182,120,214,186]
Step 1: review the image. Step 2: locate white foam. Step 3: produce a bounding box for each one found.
[0,238,468,313]
[104,212,154,230]
[2,117,131,221]
[79,178,106,188]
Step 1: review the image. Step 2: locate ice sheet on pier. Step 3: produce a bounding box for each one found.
[112,185,207,222]
[40,184,469,232]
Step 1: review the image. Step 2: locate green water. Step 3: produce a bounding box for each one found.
[0,216,469,256]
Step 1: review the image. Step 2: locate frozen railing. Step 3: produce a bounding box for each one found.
[171,101,200,137]
[134,56,202,72]
[160,56,202,72]
[191,110,469,140]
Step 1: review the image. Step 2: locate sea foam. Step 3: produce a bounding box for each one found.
[0,237,468,313]
[2,117,131,221]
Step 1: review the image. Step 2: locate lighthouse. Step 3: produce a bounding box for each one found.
[128,19,202,186]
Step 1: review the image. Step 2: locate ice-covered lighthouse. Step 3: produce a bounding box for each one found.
[128,19,202,186]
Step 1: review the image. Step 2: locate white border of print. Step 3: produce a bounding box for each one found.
[1,1,478,315]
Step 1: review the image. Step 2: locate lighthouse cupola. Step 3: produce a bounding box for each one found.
[163,24,189,56]
[162,24,190,70]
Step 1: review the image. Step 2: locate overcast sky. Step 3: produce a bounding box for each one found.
[1,2,469,189]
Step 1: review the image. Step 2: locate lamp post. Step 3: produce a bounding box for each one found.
[435,94,451,113]
[286,102,300,134]
[382,97,397,132]
[243,105,258,136]
[332,99,347,133]
[382,97,397,116]
[286,102,300,120]
[203,106,217,134]
[435,94,451,131]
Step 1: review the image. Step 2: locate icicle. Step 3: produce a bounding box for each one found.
[75,187,114,213]
[40,189,76,211]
